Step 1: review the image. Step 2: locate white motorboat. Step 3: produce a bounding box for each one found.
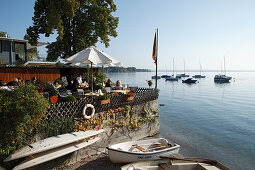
[107,138,180,163]
[121,157,231,170]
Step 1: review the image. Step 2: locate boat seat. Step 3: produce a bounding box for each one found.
[117,148,123,151]
[158,163,172,170]
[133,144,149,152]
[153,143,168,149]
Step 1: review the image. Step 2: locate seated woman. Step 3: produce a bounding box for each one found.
[114,80,123,90]
[105,78,112,88]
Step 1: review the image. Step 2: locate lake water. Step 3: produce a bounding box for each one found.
[107,71,255,170]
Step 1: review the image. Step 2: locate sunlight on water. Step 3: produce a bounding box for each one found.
[108,72,255,170]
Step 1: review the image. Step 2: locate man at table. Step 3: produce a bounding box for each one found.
[76,75,88,88]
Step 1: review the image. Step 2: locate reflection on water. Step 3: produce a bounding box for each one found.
[108,71,255,170]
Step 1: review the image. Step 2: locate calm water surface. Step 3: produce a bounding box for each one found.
[108,71,255,170]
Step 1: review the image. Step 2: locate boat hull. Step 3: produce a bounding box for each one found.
[13,137,100,170]
[107,138,180,163]
[193,75,206,78]
[121,157,231,170]
[4,130,104,162]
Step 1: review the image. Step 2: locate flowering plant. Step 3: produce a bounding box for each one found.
[98,94,110,100]
[146,80,153,87]
[124,92,135,97]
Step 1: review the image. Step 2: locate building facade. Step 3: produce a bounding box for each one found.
[0,37,27,65]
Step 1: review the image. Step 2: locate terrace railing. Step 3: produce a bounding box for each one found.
[46,87,159,120]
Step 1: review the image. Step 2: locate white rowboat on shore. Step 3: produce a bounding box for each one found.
[107,138,180,163]
[121,157,231,170]
[4,129,104,162]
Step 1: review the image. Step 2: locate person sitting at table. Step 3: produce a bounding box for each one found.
[115,80,123,90]
[105,78,112,88]
[6,78,19,86]
[32,77,38,84]
[76,75,88,88]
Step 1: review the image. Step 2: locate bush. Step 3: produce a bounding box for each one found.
[84,90,91,94]
[98,94,110,100]
[62,95,77,102]
[0,84,50,161]
[124,92,135,97]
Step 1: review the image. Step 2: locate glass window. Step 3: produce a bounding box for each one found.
[0,40,2,53]
[15,42,26,63]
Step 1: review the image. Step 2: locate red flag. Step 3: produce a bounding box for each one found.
[152,32,157,64]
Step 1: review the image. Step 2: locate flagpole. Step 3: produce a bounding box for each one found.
[155,28,158,89]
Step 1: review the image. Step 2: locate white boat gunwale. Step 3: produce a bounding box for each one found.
[107,144,179,155]
[107,138,180,155]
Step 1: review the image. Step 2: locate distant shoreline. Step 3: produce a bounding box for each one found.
[103,66,151,73]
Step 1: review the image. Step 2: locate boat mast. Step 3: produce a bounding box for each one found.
[224,56,226,75]
[199,62,201,75]
[173,58,175,76]
[184,59,185,74]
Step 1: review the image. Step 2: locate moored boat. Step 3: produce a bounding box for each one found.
[182,78,197,83]
[107,138,180,163]
[121,157,231,170]
[152,75,161,79]
[165,76,178,81]
[161,75,169,78]
[214,74,231,82]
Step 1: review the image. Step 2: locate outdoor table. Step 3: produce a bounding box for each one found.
[111,89,130,95]
[84,92,100,97]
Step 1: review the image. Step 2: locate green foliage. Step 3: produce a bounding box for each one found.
[47,85,58,96]
[124,92,135,97]
[84,89,91,94]
[27,0,119,61]
[98,94,110,100]
[24,34,39,61]
[0,31,8,37]
[95,84,103,91]
[0,84,50,161]
[62,95,77,102]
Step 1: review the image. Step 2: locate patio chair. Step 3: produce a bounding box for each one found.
[48,83,72,98]
[105,87,112,93]
[72,89,85,99]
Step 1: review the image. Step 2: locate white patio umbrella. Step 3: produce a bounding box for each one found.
[66,46,121,91]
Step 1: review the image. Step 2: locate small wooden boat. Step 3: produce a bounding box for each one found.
[107,138,180,163]
[121,157,231,170]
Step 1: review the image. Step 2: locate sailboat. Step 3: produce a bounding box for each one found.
[161,64,169,78]
[166,59,178,81]
[193,63,206,78]
[214,57,231,82]
[176,60,189,78]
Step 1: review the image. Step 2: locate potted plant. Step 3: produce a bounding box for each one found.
[98,94,110,104]
[48,86,58,103]
[147,80,152,88]
[124,92,135,101]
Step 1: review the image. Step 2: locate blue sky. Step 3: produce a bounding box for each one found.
[1,0,255,70]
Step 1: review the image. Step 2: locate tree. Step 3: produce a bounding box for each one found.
[0,31,9,37]
[24,34,39,61]
[27,0,119,61]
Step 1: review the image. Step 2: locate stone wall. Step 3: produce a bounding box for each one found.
[68,99,159,165]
